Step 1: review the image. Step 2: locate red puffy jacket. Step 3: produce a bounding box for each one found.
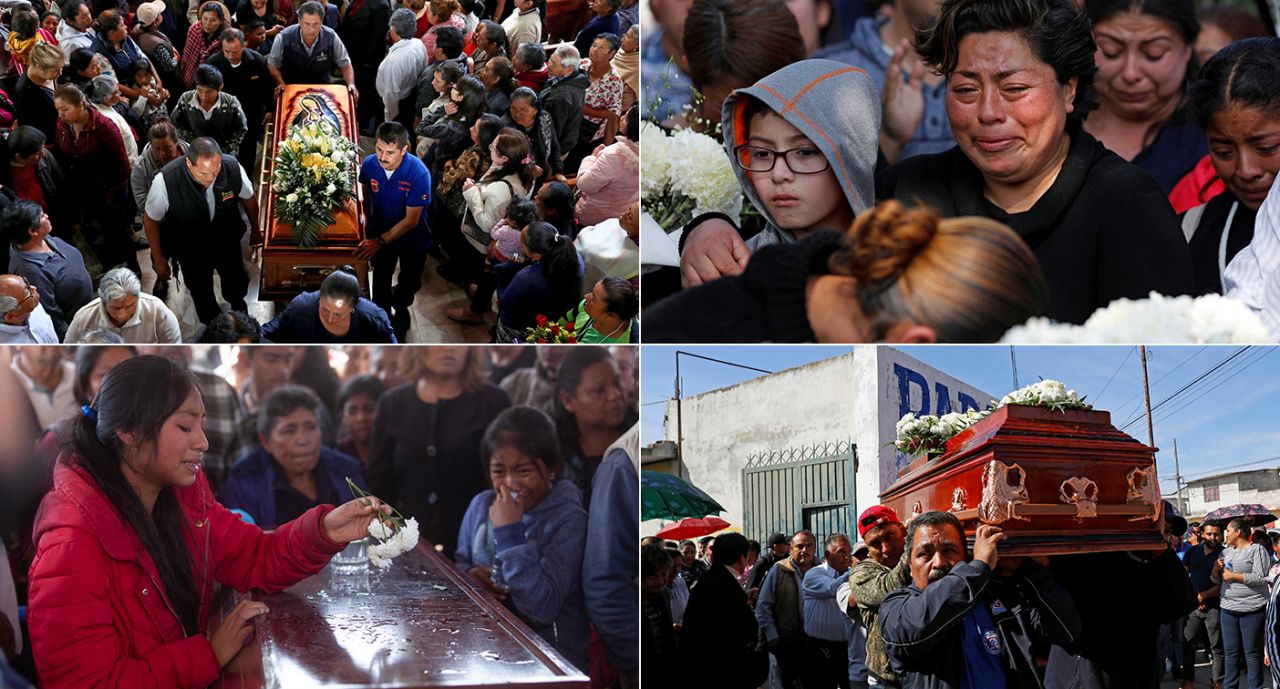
[28,459,346,689]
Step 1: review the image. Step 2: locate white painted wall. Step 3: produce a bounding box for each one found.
[1185,469,1280,518]
[652,347,995,535]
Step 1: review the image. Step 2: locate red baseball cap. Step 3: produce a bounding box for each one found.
[858,505,902,538]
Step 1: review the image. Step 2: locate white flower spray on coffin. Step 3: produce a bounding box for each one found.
[344,477,419,570]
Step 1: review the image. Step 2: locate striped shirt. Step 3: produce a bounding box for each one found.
[1223,181,1280,340]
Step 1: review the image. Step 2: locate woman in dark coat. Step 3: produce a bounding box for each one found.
[366,347,511,557]
[14,42,62,141]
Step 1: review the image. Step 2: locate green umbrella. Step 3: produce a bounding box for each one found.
[642,470,725,521]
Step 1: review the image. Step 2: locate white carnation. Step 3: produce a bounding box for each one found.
[667,128,743,222]
[285,192,299,204]
[1003,292,1269,343]
[366,517,420,570]
[639,122,672,201]
[325,183,337,195]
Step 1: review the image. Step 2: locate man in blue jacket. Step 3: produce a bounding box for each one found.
[583,423,638,688]
[880,511,1081,689]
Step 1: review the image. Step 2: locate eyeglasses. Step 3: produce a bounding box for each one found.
[734,145,830,174]
[15,279,36,309]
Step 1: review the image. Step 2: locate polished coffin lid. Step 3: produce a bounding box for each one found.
[213,542,589,689]
[262,84,363,250]
[881,404,1165,556]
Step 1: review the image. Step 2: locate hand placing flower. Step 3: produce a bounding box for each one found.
[323,495,391,543]
[345,477,419,570]
[489,484,524,528]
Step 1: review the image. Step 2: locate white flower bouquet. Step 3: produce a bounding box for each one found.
[894,409,991,456]
[271,120,358,247]
[1002,292,1270,343]
[640,121,743,232]
[996,379,1091,412]
[344,478,420,570]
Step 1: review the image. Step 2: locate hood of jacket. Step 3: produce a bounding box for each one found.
[721,59,879,239]
[55,20,90,46]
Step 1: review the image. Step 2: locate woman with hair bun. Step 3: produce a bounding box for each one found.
[643,200,1048,343]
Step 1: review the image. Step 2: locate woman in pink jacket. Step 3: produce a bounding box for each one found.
[573,106,638,228]
[27,355,387,689]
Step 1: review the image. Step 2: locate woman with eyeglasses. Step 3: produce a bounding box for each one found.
[260,267,397,343]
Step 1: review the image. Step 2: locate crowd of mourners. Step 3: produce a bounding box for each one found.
[644,501,1280,689]
[641,0,1280,344]
[0,343,640,688]
[0,0,639,346]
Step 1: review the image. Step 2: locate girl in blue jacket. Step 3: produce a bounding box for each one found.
[454,405,589,671]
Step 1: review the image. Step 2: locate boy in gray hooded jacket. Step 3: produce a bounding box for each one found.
[677,59,880,288]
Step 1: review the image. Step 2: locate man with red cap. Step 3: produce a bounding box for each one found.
[847,504,911,688]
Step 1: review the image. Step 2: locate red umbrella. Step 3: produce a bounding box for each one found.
[655,516,731,540]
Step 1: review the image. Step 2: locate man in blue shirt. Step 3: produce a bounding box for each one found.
[880,512,1081,689]
[356,121,430,341]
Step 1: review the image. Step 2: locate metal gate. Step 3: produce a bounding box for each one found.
[742,441,857,544]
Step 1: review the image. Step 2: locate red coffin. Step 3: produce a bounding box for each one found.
[881,404,1165,557]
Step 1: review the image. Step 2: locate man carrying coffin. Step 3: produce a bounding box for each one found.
[267,1,358,100]
[880,512,1081,689]
[144,137,261,325]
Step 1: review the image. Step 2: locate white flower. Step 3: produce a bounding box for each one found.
[368,519,392,540]
[668,128,743,222]
[325,183,337,195]
[285,192,299,204]
[366,517,420,570]
[1002,292,1269,343]
[639,122,672,201]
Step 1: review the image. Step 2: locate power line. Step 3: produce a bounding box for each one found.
[1175,455,1280,482]
[1118,347,1251,432]
[1112,346,1208,423]
[1152,348,1276,427]
[1093,346,1135,403]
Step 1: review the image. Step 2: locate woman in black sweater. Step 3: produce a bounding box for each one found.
[877,0,1192,325]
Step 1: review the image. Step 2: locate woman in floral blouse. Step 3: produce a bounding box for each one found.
[566,33,623,172]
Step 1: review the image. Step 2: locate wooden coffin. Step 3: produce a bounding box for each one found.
[881,404,1165,557]
[258,84,368,301]
[212,542,589,688]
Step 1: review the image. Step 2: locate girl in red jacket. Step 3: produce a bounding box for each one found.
[27,355,388,689]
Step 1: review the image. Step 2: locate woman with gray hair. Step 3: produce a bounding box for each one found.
[219,384,367,528]
[63,267,182,343]
[85,73,139,160]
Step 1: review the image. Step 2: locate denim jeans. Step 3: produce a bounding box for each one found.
[1222,606,1266,689]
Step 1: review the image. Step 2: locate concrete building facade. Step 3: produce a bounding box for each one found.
[653,347,996,536]
[1184,468,1280,519]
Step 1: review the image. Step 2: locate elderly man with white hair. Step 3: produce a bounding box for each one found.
[539,44,589,156]
[0,274,58,344]
[375,8,426,125]
[63,267,182,343]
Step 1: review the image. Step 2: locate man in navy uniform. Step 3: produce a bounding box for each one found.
[355,121,430,341]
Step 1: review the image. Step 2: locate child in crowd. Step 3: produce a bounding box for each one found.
[127,57,169,127]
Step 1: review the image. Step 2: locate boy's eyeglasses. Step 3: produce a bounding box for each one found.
[734,145,831,174]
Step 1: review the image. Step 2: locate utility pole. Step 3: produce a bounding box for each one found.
[1174,438,1185,514]
[1141,346,1155,448]
[1010,346,1019,389]
[675,354,684,479]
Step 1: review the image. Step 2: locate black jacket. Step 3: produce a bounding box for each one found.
[1044,548,1197,689]
[877,120,1194,325]
[339,0,390,70]
[539,70,589,155]
[207,50,275,122]
[880,560,1081,689]
[1183,190,1255,296]
[680,563,766,688]
[642,229,842,343]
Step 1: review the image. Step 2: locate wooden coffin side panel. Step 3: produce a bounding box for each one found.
[259,253,370,300]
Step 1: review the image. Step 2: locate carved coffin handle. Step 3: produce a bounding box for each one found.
[1059,476,1099,522]
[979,460,1030,525]
[1126,465,1162,522]
[912,501,923,517]
[951,488,967,512]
